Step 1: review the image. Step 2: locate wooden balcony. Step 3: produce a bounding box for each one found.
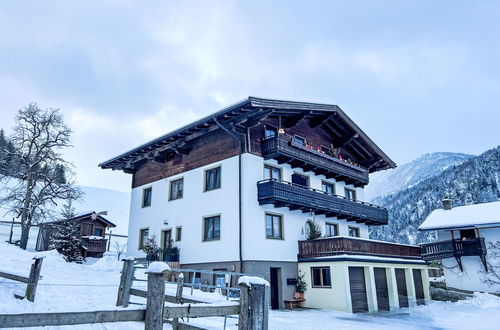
[298,236,422,260]
[419,238,487,271]
[81,237,107,254]
[261,135,369,187]
[257,179,388,225]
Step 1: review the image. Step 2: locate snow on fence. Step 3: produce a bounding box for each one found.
[0,256,43,302]
[0,259,269,329]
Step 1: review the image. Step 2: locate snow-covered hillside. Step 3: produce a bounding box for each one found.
[0,184,130,250]
[365,152,474,201]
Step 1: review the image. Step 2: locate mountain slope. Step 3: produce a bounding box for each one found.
[370,146,500,244]
[365,152,474,201]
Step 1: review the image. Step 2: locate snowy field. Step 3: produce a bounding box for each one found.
[1,241,499,330]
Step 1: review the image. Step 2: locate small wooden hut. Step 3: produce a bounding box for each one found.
[36,212,116,258]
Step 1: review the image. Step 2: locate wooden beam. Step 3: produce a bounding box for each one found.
[0,310,146,328]
[309,113,337,128]
[333,133,359,148]
[284,111,310,128]
[163,304,239,319]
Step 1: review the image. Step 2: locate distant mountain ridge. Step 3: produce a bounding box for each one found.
[365,152,474,201]
[370,146,500,244]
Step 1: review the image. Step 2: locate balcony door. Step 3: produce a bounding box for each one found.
[292,173,309,187]
[162,229,172,250]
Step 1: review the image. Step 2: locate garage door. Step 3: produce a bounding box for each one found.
[374,268,390,311]
[413,269,425,305]
[395,268,409,308]
[349,267,369,313]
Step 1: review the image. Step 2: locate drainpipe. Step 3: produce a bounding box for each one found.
[213,116,244,273]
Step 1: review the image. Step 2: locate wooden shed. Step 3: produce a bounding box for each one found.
[36,212,116,258]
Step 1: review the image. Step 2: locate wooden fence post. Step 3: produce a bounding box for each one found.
[172,272,184,330]
[238,282,269,330]
[116,258,135,307]
[238,283,250,330]
[145,266,168,330]
[25,256,44,302]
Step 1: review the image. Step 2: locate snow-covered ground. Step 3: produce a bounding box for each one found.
[0,184,130,251]
[1,241,499,330]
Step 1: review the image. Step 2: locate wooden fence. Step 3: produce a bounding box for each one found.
[0,256,43,302]
[0,259,269,329]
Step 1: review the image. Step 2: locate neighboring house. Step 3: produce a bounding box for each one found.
[36,212,116,258]
[419,199,500,293]
[99,97,430,311]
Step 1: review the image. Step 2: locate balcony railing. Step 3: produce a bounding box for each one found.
[298,236,422,260]
[261,135,369,187]
[257,179,388,225]
[419,238,487,271]
[81,237,107,253]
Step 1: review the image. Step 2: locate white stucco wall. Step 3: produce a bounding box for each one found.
[127,156,240,264]
[298,260,430,313]
[127,153,371,264]
[241,153,369,262]
[438,228,500,293]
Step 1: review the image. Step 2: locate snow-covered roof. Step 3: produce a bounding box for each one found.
[419,200,500,231]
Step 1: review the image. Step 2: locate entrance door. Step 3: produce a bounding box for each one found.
[162,230,172,249]
[349,267,369,313]
[270,268,280,309]
[395,268,409,308]
[291,173,309,187]
[413,269,425,305]
[374,268,390,311]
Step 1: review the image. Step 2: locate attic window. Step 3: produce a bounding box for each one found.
[293,135,306,146]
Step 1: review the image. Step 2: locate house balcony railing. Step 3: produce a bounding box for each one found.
[257,178,388,225]
[419,238,487,271]
[261,135,369,187]
[298,236,422,260]
[81,237,107,253]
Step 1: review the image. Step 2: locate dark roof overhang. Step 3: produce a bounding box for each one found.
[99,97,396,173]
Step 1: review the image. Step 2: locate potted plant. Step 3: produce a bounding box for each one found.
[162,239,180,262]
[142,236,160,261]
[295,272,307,300]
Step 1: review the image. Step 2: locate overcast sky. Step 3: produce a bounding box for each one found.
[0,1,499,192]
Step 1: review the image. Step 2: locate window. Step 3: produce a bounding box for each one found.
[176,226,182,241]
[459,229,476,240]
[142,187,152,207]
[325,223,338,237]
[311,267,331,288]
[264,164,282,180]
[292,173,309,187]
[139,228,149,249]
[322,181,335,196]
[205,167,221,191]
[293,135,306,145]
[94,228,103,237]
[348,226,360,237]
[169,178,184,200]
[265,213,283,239]
[320,145,331,154]
[204,216,220,241]
[264,125,277,138]
[344,188,356,201]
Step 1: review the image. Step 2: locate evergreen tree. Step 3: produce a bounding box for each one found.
[305,212,322,240]
[49,220,83,262]
[60,199,76,221]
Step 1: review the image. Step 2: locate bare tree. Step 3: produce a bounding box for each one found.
[0,103,82,250]
[113,240,127,260]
